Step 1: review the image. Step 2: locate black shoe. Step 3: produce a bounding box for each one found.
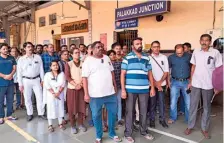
[27,115,33,121]
[159,120,169,128]
[134,120,140,126]
[149,120,155,128]
[39,115,47,120]
[133,124,139,132]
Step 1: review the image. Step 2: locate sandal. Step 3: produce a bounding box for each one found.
[48,125,54,132]
[0,118,4,125]
[168,119,174,124]
[6,116,18,121]
[110,136,122,142]
[59,124,66,130]
[143,134,154,140]
[124,137,135,143]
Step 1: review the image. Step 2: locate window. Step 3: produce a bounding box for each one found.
[68,37,84,47]
[49,13,57,25]
[39,16,46,27]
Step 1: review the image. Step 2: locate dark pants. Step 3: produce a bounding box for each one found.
[14,83,21,107]
[148,86,166,121]
[124,93,149,137]
[0,85,14,118]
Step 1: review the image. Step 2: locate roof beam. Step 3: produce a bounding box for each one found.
[15,1,32,8]
[70,0,90,10]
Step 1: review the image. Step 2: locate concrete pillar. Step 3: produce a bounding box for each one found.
[87,1,92,44]
[2,16,10,45]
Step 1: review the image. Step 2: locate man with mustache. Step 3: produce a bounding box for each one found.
[82,41,121,143]
[17,42,46,121]
[184,34,222,139]
[121,37,155,142]
[148,41,169,129]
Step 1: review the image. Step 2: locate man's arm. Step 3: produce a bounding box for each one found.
[111,71,117,92]
[149,70,155,96]
[0,73,5,78]
[120,70,126,91]
[188,64,195,89]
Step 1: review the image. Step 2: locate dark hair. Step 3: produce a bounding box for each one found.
[50,60,61,74]
[79,44,86,48]
[92,41,102,48]
[111,42,121,50]
[9,47,20,53]
[71,47,80,54]
[43,44,48,47]
[151,40,160,46]
[0,43,9,49]
[200,34,212,41]
[213,38,223,53]
[183,42,191,48]
[87,44,92,49]
[36,44,43,49]
[132,37,142,45]
[70,44,76,47]
[23,42,34,49]
[60,50,69,55]
[107,50,116,56]
[60,45,67,49]
[174,44,184,50]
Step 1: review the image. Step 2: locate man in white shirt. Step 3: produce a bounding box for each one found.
[17,42,46,121]
[148,41,169,129]
[82,41,121,143]
[184,34,223,139]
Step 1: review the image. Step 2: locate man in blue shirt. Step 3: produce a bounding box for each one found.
[168,44,191,124]
[0,43,17,124]
[121,37,155,142]
[41,44,59,73]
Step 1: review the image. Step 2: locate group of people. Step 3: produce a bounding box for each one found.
[0,33,222,143]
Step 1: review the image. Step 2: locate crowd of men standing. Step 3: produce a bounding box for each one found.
[0,33,222,143]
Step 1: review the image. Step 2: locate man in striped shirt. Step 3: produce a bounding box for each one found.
[121,37,155,143]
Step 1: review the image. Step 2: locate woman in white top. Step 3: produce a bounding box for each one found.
[44,60,66,132]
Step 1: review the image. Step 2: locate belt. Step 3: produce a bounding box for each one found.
[22,75,40,80]
[172,77,189,81]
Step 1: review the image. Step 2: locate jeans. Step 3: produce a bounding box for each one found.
[170,79,190,122]
[116,89,122,121]
[149,86,166,121]
[90,95,117,139]
[14,83,21,107]
[179,94,185,113]
[0,85,14,118]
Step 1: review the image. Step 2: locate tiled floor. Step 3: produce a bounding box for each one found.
[0,105,223,143]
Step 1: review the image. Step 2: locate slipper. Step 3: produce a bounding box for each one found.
[7,116,18,121]
[109,136,122,142]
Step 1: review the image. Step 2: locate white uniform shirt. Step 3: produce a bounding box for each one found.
[17,54,44,86]
[82,55,115,98]
[13,56,20,83]
[149,53,169,86]
[190,48,222,90]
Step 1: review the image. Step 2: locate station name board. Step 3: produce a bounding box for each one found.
[61,19,88,35]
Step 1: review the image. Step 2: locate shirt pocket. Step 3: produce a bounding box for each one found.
[206,56,215,69]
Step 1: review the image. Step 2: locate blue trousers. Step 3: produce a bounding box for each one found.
[90,94,117,139]
[0,85,14,118]
[14,83,21,107]
[170,79,190,122]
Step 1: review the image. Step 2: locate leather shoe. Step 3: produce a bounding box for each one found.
[201,130,211,139]
[39,115,47,120]
[149,120,155,128]
[159,120,169,128]
[27,115,33,121]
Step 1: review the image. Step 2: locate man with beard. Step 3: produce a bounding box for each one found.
[17,42,46,121]
[0,43,17,124]
[148,41,169,129]
[79,44,86,61]
[184,34,222,139]
[82,41,122,143]
[121,37,155,142]
[35,44,43,55]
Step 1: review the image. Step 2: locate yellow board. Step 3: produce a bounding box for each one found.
[144,44,151,50]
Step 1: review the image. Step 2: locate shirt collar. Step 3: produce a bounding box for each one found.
[25,54,34,58]
[200,47,213,52]
[151,53,160,57]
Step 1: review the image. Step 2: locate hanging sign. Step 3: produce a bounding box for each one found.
[115,19,138,29]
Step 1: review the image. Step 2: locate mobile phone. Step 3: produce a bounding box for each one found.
[186,89,191,94]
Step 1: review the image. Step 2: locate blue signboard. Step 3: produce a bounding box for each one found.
[115,19,138,29]
[115,0,170,21]
[0,32,6,38]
